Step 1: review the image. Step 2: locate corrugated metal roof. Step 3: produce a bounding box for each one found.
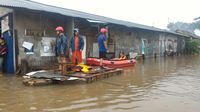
[0,0,193,38]
[0,0,164,31]
[194,17,200,21]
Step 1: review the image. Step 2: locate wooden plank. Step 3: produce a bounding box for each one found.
[23,69,123,86]
[66,69,122,78]
[83,69,123,83]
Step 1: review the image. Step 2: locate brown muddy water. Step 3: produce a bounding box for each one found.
[0,56,200,112]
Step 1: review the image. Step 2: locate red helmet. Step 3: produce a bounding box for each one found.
[55,26,64,32]
[100,28,107,33]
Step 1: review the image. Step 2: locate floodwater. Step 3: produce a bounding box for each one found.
[1,56,200,112]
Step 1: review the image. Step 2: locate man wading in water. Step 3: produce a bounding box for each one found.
[97,28,108,68]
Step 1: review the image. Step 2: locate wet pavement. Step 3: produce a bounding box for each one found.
[0,56,200,112]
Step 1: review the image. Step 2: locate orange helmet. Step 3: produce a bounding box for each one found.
[100,28,107,33]
[55,26,64,32]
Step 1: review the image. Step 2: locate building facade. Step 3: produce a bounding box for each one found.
[0,0,189,74]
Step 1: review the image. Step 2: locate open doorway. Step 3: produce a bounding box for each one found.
[0,13,14,74]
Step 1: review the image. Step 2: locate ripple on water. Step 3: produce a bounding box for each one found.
[0,103,6,106]
[43,103,97,112]
[1,56,200,112]
[71,97,98,104]
[29,106,37,110]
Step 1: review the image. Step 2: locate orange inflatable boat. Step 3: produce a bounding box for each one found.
[86,58,136,68]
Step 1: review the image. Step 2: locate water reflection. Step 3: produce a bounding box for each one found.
[0,56,200,112]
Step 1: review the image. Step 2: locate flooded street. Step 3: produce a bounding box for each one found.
[1,56,200,112]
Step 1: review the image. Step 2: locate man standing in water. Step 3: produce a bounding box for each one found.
[97,28,108,68]
[70,28,84,65]
[55,26,67,74]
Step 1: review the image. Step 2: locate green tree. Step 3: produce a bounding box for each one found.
[184,39,200,54]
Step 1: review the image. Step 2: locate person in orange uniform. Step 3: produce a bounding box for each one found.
[70,28,84,65]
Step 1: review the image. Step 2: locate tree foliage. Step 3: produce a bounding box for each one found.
[184,39,200,54]
[167,20,200,33]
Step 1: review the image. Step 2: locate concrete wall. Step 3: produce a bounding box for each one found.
[159,33,185,56]
[135,29,160,57]
[109,25,186,58]
[110,25,136,57]
[109,25,161,58]
[14,9,73,67]
[176,36,185,55]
